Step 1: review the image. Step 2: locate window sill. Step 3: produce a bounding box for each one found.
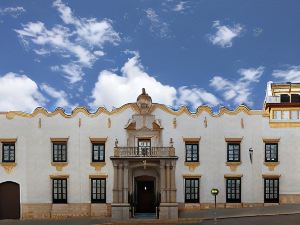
[184,162,200,172]
[226,162,241,172]
[264,161,280,171]
[90,162,106,171]
[0,162,17,174]
[51,162,68,171]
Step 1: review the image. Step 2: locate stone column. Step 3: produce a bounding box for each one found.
[160,160,166,203]
[170,160,176,203]
[123,161,129,203]
[118,163,123,203]
[166,162,171,203]
[113,161,119,203]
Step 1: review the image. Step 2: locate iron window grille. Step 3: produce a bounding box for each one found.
[2,143,15,162]
[52,142,67,162]
[227,143,240,162]
[184,178,199,203]
[185,143,199,162]
[91,178,106,203]
[265,143,278,162]
[52,179,67,203]
[264,178,279,203]
[92,143,105,162]
[226,178,241,203]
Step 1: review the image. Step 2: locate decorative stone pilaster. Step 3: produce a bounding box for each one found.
[160,160,166,203]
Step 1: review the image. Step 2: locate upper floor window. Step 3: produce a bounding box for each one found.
[264,178,279,203]
[185,143,199,162]
[226,178,241,203]
[52,142,67,162]
[2,143,15,162]
[92,143,105,162]
[227,143,240,162]
[52,178,67,203]
[184,178,199,203]
[91,178,106,203]
[138,139,151,156]
[265,143,278,162]
[280,94,290,103]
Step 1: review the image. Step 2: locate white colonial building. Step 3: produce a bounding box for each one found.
[1,83,300,220]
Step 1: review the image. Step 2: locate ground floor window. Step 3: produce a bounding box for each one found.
[52,179,67,203]
[91,178,106,203]
[226,178,241,203]
[264,178,279,203]
[184,178,199,203]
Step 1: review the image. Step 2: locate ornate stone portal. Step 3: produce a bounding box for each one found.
[110,89,178,221]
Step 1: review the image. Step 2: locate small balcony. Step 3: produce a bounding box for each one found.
[113,147,176,158]
[265,96,280,104]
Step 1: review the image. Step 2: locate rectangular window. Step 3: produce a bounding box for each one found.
[265,143,278,162]
[264,178,279,203]
[291,110,299,120]
[92,143,105,162]
[185,178,199,203]
[227,143,240,162]
[282,110,289,120]
[226,178,241,203]
[2,143,15,162]
[91,178,106,203]
[273,110,282,120]
[52,179,67,203]
[138,139,151,156]
[185,143,199,162]
[52,142,67,162]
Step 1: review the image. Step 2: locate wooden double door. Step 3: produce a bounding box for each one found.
[135,176,156,213]
[0,182,20,219]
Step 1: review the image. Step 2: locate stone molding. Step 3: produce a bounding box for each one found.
[264,161,280,171]
[51,162,68,171]
[0,162,17,174]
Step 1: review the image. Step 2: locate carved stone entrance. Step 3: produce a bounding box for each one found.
[110,89,178,221]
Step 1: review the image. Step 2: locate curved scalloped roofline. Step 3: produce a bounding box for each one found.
[0,103,264,119]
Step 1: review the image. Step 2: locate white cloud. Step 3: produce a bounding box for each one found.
[90,52,220,110]
[173,1,188,12]
[0,73,46,112]
[15,0,120,84]
[272,66,300,82]
[0,6,25,18]
[208,20,243,48]
[210,67,264,106]
[145,8,171,38]
[40,83,71,108]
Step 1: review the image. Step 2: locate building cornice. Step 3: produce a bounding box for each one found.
[0,103,264,120]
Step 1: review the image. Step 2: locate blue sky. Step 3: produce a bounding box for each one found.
[0,0,300,113]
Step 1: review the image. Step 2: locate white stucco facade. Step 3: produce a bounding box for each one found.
[1,84,300,220]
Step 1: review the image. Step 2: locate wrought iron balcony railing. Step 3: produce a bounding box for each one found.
[113,147,175,158]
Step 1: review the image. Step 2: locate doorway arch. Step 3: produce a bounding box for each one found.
[0,181,20,219]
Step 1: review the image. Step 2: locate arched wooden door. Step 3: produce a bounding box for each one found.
[0,182,20,219]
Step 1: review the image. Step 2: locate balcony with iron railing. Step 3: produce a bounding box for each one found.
[112,147,176,158]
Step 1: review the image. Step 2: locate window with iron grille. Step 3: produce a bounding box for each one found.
[265,143,278,162]
[227,143,240,162]
[91,178,106,203]
[185,143,199,162]
[52,179,67,203]
[52,142,67,162]
[226,178,241,203]
[184,178,199,203]
[2,143,15,162]
[92,143,105,162]
[264,178,279,203]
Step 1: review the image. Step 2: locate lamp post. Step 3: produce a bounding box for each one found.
[249,148,253,164]
[211,188,219,225]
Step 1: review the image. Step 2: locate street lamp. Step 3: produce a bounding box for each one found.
[249,148,253,163]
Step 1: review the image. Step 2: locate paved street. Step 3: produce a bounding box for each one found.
[199,214,300,225]
[1,215,300,225]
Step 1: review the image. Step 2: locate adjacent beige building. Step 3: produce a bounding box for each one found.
[1,83,300,220]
